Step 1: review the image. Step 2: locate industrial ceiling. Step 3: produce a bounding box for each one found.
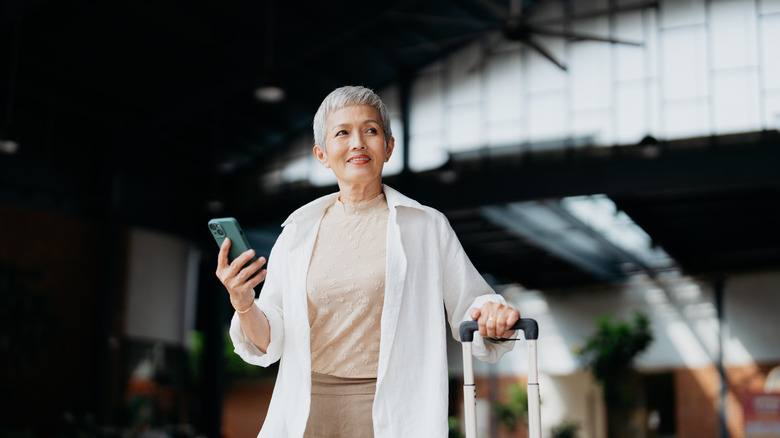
[1,0,778,290]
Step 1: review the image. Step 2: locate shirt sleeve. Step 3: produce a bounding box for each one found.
[437,211,515,363]
[228,227,288,367]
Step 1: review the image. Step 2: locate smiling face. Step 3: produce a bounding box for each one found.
[313,104,395,192]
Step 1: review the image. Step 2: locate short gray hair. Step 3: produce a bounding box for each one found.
[312,85,392,148]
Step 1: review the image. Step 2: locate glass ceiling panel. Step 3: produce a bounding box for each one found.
[484,194,677,281]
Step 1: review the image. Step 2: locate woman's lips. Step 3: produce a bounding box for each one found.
[347,155,371,164]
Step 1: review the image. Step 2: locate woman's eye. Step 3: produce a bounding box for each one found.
[336,130,348,136]
[366,128,377,134]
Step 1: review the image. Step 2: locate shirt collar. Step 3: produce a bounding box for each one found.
[281,184,424,227]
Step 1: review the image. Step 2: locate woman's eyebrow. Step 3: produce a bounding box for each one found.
[332,119,381,130]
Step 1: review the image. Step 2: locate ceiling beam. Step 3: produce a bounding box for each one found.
[247,131,780,223]
[540,199,659,275]
[481,204,624,281]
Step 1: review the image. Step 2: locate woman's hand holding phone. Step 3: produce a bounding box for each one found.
[215,238,268,312]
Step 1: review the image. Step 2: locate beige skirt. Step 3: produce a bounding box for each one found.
[303,372,377,438]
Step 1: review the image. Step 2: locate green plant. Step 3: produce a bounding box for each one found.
[186,330,278,384]
[576,311,653,438]
[222,332,278,382]
[576,311,652,406]
[550,418,580,438]
[448,416,463,438]
[494,382,529,431]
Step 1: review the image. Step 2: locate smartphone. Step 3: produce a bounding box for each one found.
[208,217,258,265]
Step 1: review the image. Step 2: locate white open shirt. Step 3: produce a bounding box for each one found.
[230,185,514,437]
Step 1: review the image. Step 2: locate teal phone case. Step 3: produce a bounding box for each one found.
[208,217,256,264]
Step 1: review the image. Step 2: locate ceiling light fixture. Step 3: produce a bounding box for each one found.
[2,16,22,155]
[254,85,285,103]
[0,139,19,154]
[253,0,286,104]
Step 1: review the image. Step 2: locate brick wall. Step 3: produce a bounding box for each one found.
[676,363,779,438]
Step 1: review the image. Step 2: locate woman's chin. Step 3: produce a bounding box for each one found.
[336,170,383,186]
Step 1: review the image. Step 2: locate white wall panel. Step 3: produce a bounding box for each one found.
[644,4,661,79]
[528,91,568,141]
[487,119,525,147]
[710,0,758,70]
[525,34,568,92]
[379,84,400,115]
[410,72,444,133]
[285,135,319,185]
[615,81,649,144]
[663,98,710,138]
[570,41,613,111]
[447,104,482,151]
[759,0,780,14]
[661,26,709,100]
[614,11,647,82]
[379,85,403,177]
[486,51,524,122]
[660,0,706,28]
[712,69,761,134]
[409,131,447,171]
[760,14,780,90]
[614,9,645,41]
[447,41,482,106]
[648,79,663,136]
[572,109,613,145]
[308,155,337,187]
[385,115,404,175]
[763,90,780,129]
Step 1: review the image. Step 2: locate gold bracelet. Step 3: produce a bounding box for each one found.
[232,300,254,314]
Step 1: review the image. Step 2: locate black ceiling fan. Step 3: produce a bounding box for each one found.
[394,0,657,71]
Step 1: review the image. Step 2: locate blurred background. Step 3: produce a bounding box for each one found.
[1,0,779,437]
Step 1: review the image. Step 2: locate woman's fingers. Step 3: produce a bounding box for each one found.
[217,237,232,270]
[233,255,266,281]
[216,242,268,306]
[475,303,521,339]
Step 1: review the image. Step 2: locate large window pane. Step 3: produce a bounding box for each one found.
[661,26,708,100]
[712,69,761,134]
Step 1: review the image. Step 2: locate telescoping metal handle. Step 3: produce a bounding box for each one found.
[459,318,541,438]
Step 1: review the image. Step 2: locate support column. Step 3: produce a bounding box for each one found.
[714,278,729,438]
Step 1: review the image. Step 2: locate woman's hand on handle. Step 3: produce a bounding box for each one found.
[215,238,268,311]
[469,302,521,340]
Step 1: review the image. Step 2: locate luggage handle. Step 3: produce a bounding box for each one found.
[459,318,539,343]
[459,317,541,438]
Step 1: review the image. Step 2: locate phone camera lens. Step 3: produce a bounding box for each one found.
[217,229,224,236]
[209,224,217,230]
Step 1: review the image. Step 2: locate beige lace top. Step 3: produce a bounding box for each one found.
[306,193,388,378]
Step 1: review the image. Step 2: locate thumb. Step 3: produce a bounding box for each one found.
[469,307,481,320]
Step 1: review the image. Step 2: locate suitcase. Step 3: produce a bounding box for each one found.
[459,318,541,438]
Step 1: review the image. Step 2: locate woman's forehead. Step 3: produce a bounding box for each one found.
[326,104,382,127]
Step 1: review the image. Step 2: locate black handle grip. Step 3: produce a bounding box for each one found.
[459,318,539,342]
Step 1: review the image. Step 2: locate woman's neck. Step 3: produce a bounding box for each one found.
[337,182,383,205]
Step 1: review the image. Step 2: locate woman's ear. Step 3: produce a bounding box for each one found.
[384,136,395,162]
[313,144,330,168]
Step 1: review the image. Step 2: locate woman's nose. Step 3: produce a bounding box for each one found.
[349,133,366,149]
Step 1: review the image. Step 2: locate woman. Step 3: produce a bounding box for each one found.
[216,85,521,437]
